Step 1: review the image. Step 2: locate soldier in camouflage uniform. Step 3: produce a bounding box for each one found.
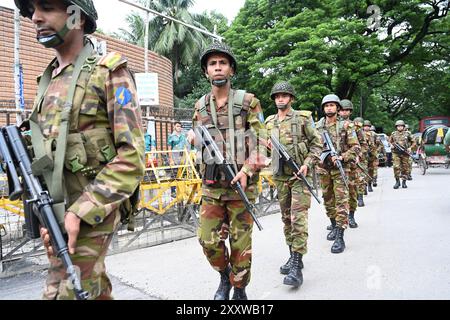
[353,117,368,208]
[363,120,377,192]
[371,125,382,186]
[192,42,269,300]
[390,120,414,189]
[339,100,366,228]
[265,81,321,288]
[316,95,360,254]
[15,0,145,300]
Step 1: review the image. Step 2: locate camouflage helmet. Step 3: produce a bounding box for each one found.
[270,81,296,100]
[340,99,354,110]
[371,126,376,131]
[395,120,405,127]
[364,120,372,127]
[354,117,364,125]
[405,124,410,130]
[14,0,98,34]
[200,42,237,73]
[321,94,341,109]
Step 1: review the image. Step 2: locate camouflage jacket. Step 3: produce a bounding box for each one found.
[316,117,360,170]
[343,120,369,162]
[192,89,270,200]
[265,108,322,181]
[365,131,379,157]
[32,52,145,226]
[390,130,413,151]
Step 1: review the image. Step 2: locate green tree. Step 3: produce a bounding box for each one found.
[116,0,212,84]
[225,0,449,118]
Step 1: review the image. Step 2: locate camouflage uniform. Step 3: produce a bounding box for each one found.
[346,121,368,211]
[33,50,145,300]
[316,119,360,229]
[193,90,269,290]
[365,130,379,182]
[390,130,413,180]
[265,109,321,255]
[353,121,369,202]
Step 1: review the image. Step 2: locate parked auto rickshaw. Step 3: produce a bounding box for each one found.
[417,125,450,174]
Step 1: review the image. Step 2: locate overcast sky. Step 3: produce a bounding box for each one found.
[2,0,245,33]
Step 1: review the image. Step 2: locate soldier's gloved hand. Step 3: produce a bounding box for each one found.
[231,170,248,191]
[40,227,54,258]
[294,165,308,179]
[65,212,81,255]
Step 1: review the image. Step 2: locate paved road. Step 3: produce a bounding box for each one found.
[2,166,450,299]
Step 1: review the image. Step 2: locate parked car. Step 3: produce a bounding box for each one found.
[377,134,392,167]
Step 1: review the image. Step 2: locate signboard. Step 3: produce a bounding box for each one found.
[135,73,160,106]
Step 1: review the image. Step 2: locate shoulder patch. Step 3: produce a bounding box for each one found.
[115,86,132,106]
[98,52,127,71]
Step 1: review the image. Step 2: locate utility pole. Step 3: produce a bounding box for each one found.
[14,7,23,124]
[118,0,223,73]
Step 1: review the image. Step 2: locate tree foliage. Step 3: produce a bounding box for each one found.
[224,0,449,127]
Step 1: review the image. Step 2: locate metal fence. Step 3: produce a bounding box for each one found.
[0,105,279,275]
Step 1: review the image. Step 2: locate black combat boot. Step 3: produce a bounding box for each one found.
[214,265,232,300]
[327,219,338,241]
[232,287,247,300]
[331,228,346,254]
[407,174,413,181]
[373,176,378,187]
[280,246,293,275]
[349,211,358,228]
[283,252,303,288]
[364,185,368,195]
[326,218,336,230]
[393,178,401,189]
[368,182,373,192]
[402,180,408,189]
[357,194,365,207]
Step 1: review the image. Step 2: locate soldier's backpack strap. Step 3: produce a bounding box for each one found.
[198,94,210,119]
[29,42,97,226]
[226,89,245,173]
[291,111,304,162]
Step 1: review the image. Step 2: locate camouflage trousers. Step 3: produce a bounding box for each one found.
[393,153,409,179]
[368,156,379,180]
[357,160,368,195]
[348,165,359,212]
[408,157,413,175]
[319,168,349,229]
[198,196,254,289]
[43,211,121,300]
[275,178,311,255]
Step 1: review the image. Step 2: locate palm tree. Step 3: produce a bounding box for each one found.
[118,0,212,84]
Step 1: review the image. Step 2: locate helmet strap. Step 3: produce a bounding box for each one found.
[37,23,70,48]
[211,78,228,87]
[276,104,289,110]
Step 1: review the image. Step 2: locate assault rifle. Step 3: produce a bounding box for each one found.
[321,131,349,190]
[195,125,263,231]
[0,126,89,300]
[270,134,321,204]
